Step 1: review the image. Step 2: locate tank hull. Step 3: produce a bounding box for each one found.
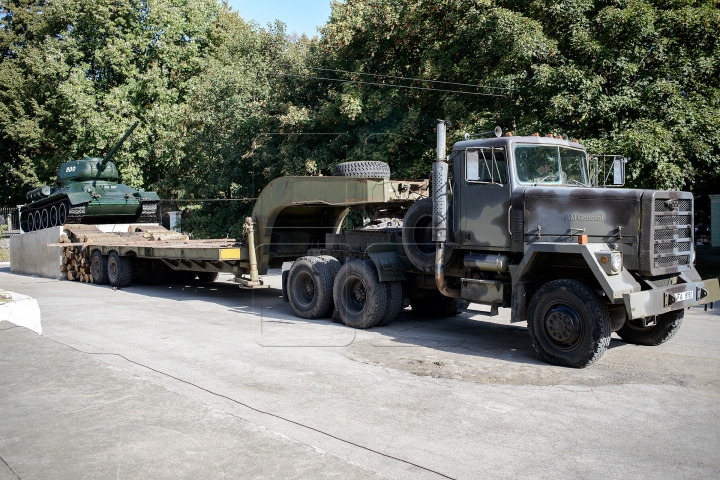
[20,182,160,232]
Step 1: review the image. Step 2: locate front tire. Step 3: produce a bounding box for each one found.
[107,251,134,288]
[527,279,611,368]
[616,310,684,346]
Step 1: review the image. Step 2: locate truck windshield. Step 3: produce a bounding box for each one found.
[514,145,590,186]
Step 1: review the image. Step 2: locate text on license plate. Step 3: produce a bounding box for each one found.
[674,290,694,302]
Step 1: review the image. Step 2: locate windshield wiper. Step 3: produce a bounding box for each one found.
[532,174,559,186]
[564,178,588,186]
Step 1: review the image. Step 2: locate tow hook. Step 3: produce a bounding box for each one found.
[642,316,658,328]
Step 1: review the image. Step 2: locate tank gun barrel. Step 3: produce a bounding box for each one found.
[98,121,138,170]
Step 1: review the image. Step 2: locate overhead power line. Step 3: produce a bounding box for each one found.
[276,72,507,97]
[278,63,513,91]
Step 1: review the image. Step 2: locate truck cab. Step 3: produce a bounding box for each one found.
[421,124,719,367]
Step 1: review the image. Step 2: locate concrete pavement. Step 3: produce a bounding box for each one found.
[1,266,719,479]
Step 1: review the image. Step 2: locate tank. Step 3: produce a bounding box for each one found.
[19,122,160,232]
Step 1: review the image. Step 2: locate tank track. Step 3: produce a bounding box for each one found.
[66,203,87,224]
[136,201,159,223]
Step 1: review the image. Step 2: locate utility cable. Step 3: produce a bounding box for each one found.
[276,72,506,98]
[278,63,514,91]
[40,338,455,479]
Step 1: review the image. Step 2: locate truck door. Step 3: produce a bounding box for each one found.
[460,147,512,249]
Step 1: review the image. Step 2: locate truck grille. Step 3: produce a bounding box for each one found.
[650,195,693,274]
[654,199,691,212]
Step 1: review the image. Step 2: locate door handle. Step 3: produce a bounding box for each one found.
[508,206,512,236]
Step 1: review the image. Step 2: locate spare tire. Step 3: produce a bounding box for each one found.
[402,198,435,272]
[333,161,390,178]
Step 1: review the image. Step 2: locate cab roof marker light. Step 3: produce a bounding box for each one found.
[533,132,540,136]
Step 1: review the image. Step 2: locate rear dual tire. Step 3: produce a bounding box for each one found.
[333,260,387,329]
[287,257,336,319]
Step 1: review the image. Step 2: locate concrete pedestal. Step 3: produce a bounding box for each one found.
[9,226,63,279]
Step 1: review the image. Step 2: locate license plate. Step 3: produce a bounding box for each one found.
[674,290,694,302]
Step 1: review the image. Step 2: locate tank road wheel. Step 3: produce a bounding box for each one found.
[527,279,611,368]
[377,280,404,327]
[616,310,684,346]
[402,198,450,273]
[25,211,34,232]
[333,260,387,329]
[58,202,67,225]
[107,251,134,288]
[40,208,49,229]
[49,205,58,227]
[287,257,335,319]
[91,251,110,285]
[197,271,219,283]
[33,211,41,231]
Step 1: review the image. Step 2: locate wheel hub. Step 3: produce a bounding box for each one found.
[544,304,582,347]
[304,280,315,296]
[353,285,366,303]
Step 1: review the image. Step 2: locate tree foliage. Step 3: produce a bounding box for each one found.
[1,0,719,233]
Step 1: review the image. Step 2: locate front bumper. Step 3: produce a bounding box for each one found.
[623,278,720,319]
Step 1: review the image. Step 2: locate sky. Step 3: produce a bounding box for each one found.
[226,0,333,37]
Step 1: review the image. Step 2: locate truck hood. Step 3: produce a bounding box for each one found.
[522,187,643,243]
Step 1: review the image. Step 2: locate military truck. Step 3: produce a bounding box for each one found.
[66,122,719,368]
[19,122,160,232]
[274,121,719,367]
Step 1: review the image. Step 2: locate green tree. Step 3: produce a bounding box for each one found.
[270,0,720,199]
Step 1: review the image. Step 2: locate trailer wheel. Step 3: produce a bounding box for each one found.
[378,280,404,326]
[527,279,611,368]
[616,310,684,346]
[107,251,134,288]
[197,272,219,283]
[333,260,387,329]
[333,161,390,178]
[91,251,110,285]
[288,257,335,319]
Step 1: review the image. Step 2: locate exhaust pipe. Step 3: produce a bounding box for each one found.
[433,120,461,299]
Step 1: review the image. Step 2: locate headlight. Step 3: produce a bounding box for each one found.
[611,253,622,273]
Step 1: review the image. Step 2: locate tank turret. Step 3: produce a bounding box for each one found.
[19,121,160,232]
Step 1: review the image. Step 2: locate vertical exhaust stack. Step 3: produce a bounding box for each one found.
[433,120,461,299]
[432,120,449,242]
